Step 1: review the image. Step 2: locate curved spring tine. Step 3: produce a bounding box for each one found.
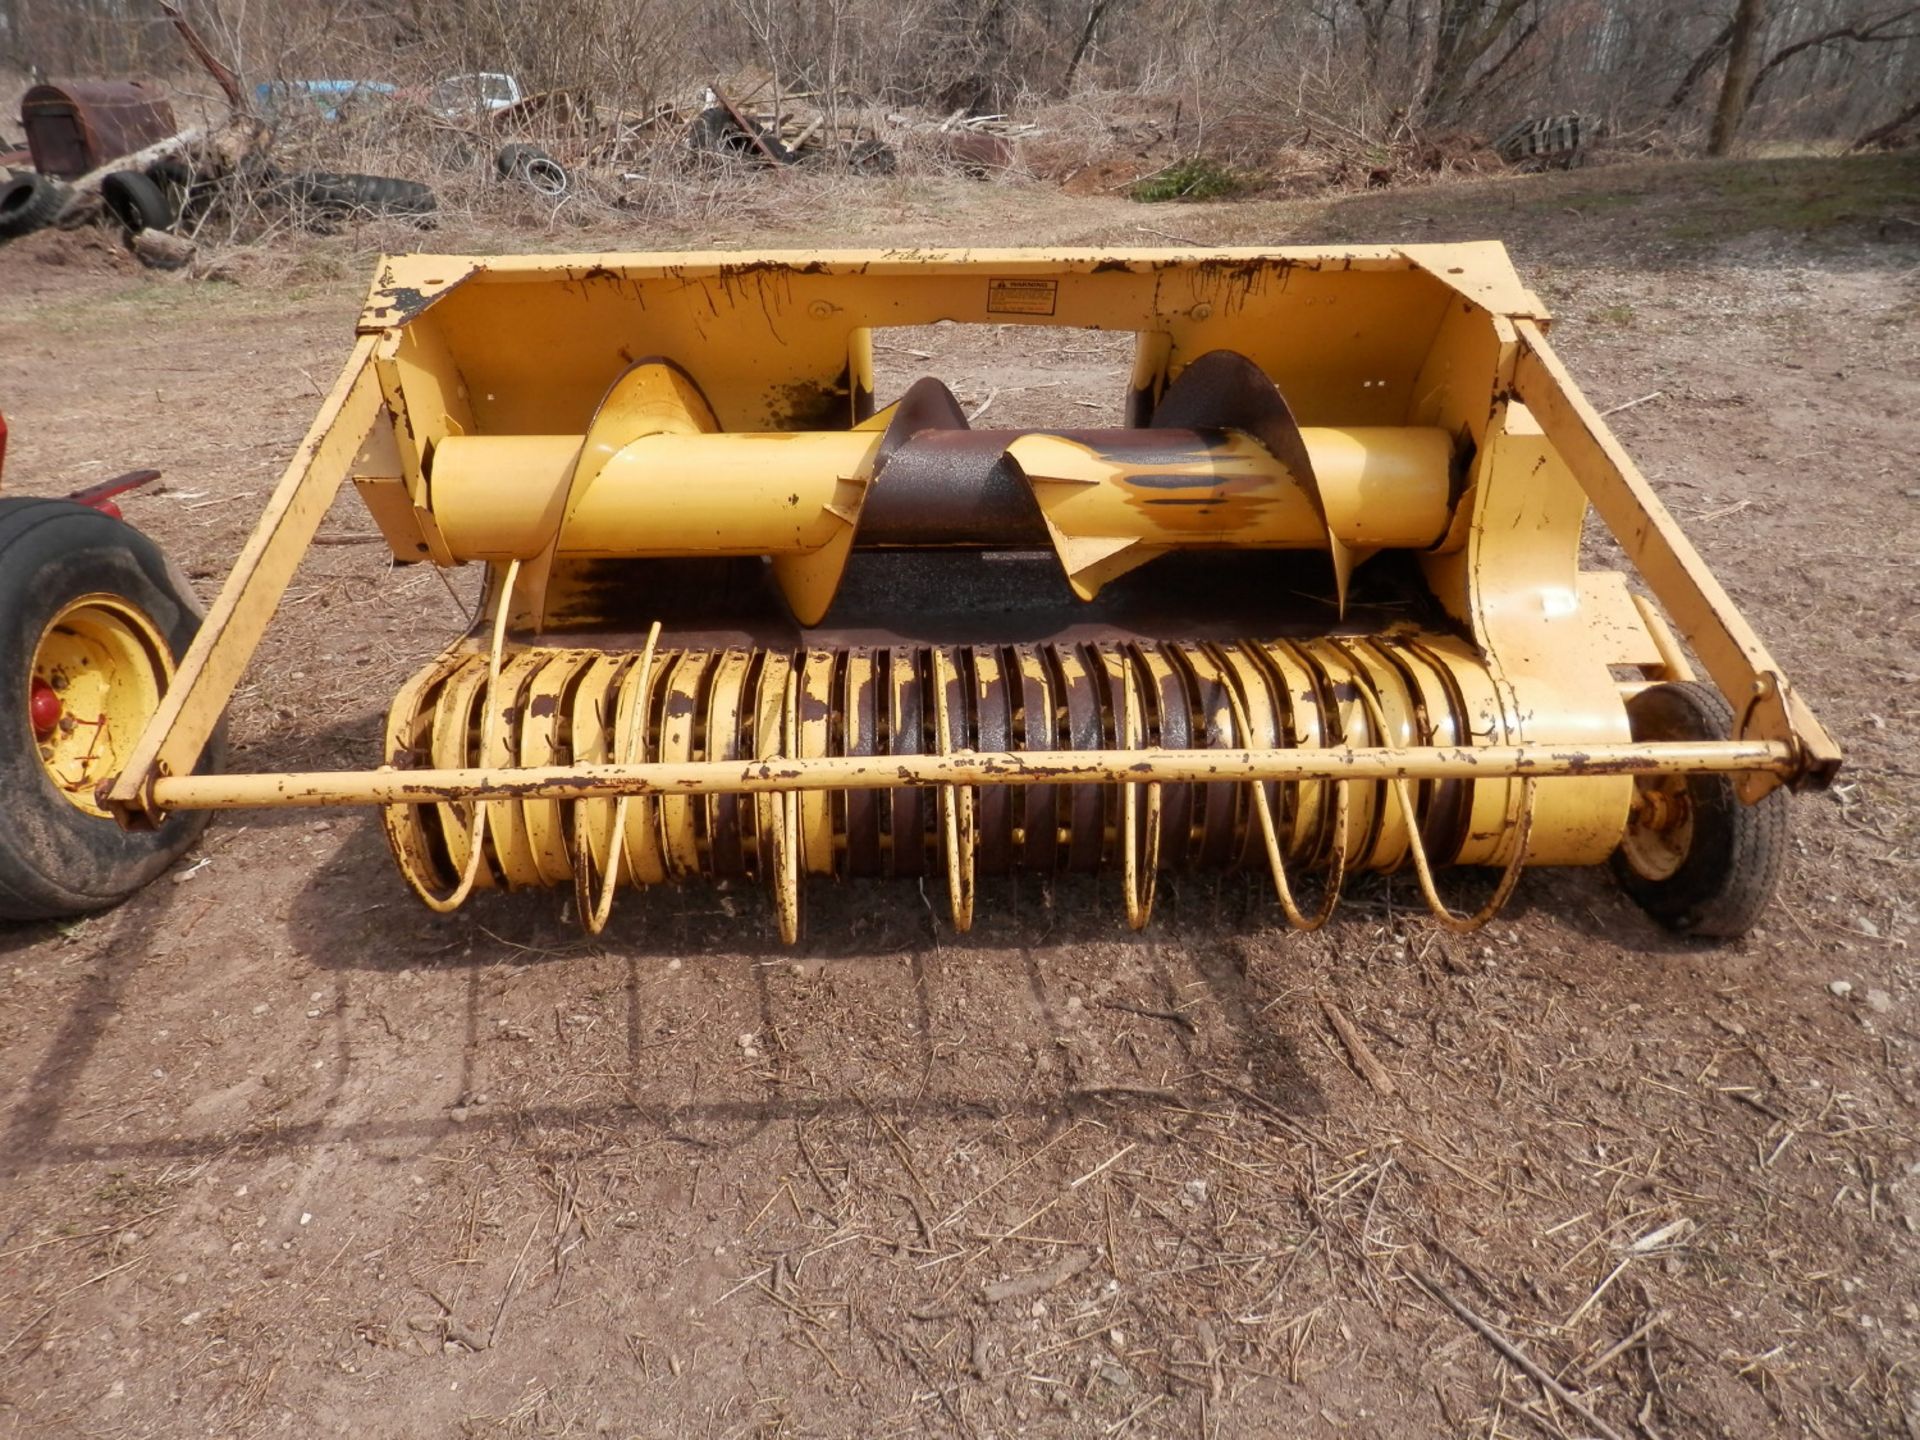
[1133,781,1163,931]
[407,559,521,914]
[1118,660,1159,930]
[771,661,802,944]
[932,648,975,933]
[1331,640,1536,933]
[1211,643,1348,931]
[382,652,471,901]
[575,619,662,935]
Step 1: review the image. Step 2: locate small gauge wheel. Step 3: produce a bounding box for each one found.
[1612,682,1788,938]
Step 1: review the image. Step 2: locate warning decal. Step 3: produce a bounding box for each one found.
[986,278,1059,316]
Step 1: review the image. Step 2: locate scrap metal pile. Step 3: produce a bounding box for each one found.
[0,9,441,265]
[669,67,1031,175]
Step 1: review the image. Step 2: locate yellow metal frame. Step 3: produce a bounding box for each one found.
[143,739,1793,811]
[102,244,1840,830]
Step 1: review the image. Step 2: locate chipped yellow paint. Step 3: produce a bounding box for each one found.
[101,243,1835,933]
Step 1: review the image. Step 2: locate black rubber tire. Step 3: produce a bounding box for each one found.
[0,173,67,240]
[494,143,570,197]
[1610,682,1789,938]
[495,142,536,176]
[847,138,897,176]
[686,108,792,164]
[149,155,193,188]
[284,171,437,218]
[0,499,225,922]
[687,107,737,155]
[101,169,176,234]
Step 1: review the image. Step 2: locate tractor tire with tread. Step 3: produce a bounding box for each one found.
[847,138,898,175]
[285,171,437,218]
[0,173,67,240]
[0,499,225,922]
[1610,681,1788,938]
[101,169,176,234]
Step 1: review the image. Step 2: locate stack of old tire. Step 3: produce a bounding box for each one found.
[0,161,435,247]
[0,164,185,242]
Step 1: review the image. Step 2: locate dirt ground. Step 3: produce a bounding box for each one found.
[1,156,1917,1439]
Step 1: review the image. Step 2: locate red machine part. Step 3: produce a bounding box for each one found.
[0,408,159,516]
[65,469,161,520]
[30,679,62,737]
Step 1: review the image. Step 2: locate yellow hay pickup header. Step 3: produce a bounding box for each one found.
[2,244,1838,939]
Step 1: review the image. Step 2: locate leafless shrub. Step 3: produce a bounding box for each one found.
[3,0,1912,263]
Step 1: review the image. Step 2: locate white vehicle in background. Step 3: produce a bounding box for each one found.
[429,72,523,120]
[420,71,572,199]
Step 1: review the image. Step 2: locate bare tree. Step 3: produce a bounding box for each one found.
[1061,0,1118,95]
[1667,20,1735,114]
[1745,5,1920,107]
[1420,0,1539,121]
[1709,0,1766,155]
[1851,91,1920,147]
[1352,0,1396,80]
[3,0,1913,161]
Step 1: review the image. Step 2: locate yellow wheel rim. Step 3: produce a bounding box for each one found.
[29,595,171,818]
[1619,775,1693,883]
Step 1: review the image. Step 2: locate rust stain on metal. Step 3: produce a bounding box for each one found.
[100,244,1839,949]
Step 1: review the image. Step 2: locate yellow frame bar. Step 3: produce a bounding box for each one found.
[148,739,1793,811]
[105,336,386,814]
[1511,320,1840,790]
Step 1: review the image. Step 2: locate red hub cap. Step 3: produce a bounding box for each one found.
[29,679,62,737]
